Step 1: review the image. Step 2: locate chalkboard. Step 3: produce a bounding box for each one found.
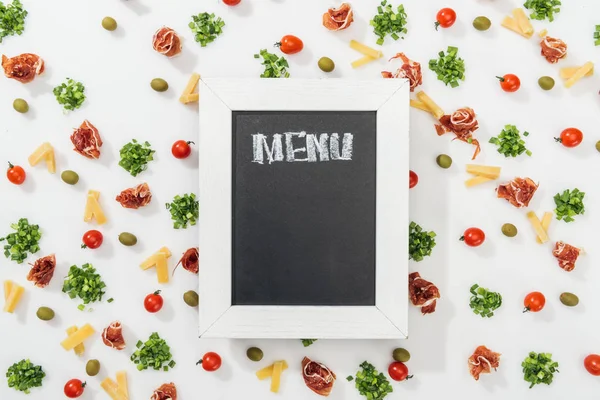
[232,111,377,306]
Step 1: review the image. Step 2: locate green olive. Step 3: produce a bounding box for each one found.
[36,306,54,321]
[436,154,452,169]
[102,17,117,31]
[61,170,80,185]
[183,290,199,307]
[472,16,491,31]
[596,140,600,153]
[560,292,579,307]
[150,78,169,92]
[501,223,518,237]
[392,348,410,362]
[246,347,264,362]
[538,76,555,91]
[86,359,101,376]
[118,232,137,246]
[318,57,335,73]
[13,98,29,113]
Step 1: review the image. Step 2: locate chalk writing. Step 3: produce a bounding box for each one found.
[252,132,353,164]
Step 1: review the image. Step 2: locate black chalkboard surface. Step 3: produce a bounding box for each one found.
[232,111,377,306]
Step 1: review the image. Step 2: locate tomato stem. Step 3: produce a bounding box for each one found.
[459,236,465,241]
[274,42,282,48]
[154,290,161,295]
[187,141,195,145]
[554,137,562,143]
[406,374,414,380]
[523,306,530,313]
[196,360,203,365]
[82,382,87,388]
[7,161,14,169]
[496,76,505,82]
[81,244,87,249]
[434,21,440,31]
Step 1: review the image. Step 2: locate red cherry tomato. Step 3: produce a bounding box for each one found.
[144,290,164,313]
[275,35,304,55]
[523,291,546,313]
[584,354,600,376]
[435,8,456,30]
[172,140,194,159]
[223,0,241,5]
[460,228,485,247]
[388,362,412,381]
[497,74,521,92]
[197,352,222,371]
[7,162,26,185]
[64,379,85,398]
[409,170,418,189]
[555,128,583,148]
[82,230,103,249]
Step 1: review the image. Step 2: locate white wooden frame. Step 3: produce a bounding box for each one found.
[199,78,409,339]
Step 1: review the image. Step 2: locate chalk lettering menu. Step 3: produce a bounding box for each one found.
[232,111,377,306]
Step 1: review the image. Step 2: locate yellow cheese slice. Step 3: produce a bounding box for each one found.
[179,73,201,104]
[465,176,493,187]
[61,323,95,351]
[466,164,501,179]
[351,55,377,69]
[415,91,444,120]
[101,377,128,400]
[565,62,594,88]
[560,66,594,80]
[410,99,432,114]
[538,29,548,37]
[270,361,284,393]
[536,211,553,244]
[512,8,533,35]
[155,257,169,284]
[350,40,383,59]
[44,148,56,174]
[4,280,14,301]
[140,247,172,270]
[501,16,533,38]
[527,211,549,244]
[66,326,85,356]
[180,93,200,104]
[256,360,289,380]
[116,371,128,399]
[3,284,24,313]
[84,190,107,225]
[28,143,52,166]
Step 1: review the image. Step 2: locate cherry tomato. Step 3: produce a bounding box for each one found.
[555,128,583,148]
[584,354,600,376]
[222,0,241,5]
[523,291,546,313]
[64,379,85,398]
[172,140,194,159]
[435,8,456,30]
[409,170,418,189]
[7,162,26,185]
[460,228,485,247]
[81,230,103,249]
[197,352,222,371]
[388,362,413,381]
[496,74,521,92]
[144,290,164,313]
[275,35,304,55]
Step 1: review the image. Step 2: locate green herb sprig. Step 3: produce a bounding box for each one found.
[469,284,502,318]
[428,46,465,88]
[0,0,27,43]
[352,361,393,400]
[119,139,155,177]
[254,49,290,78]
[370,1,408,45]
[166,193,199,229]
[523,0,561,22]
[554,188,585,222]
[131,333,175,371]
[6,359,45,394]
[301,339,317,347]
[409,222,436,262]
[0,218,41,264]
[189,12,224,47]
[53,78,86,111]
[489,124,532,157]
[522,352,559,388]
[62,263,107,310]
[595,25,600,46]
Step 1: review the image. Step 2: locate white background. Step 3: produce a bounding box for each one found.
[0,0,599,399]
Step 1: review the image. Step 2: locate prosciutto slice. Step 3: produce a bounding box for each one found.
[496,177,538,208]
[115,183,152,209]
[409,272,440,315]
[27,254,56,288]
[540,36,567,64]
[435,108,481,160]
[102,321,126,350]
[2,53,45,83]
[153,27,182,57]
[71,120,103,159]
[175,247,199,274]
[302,357,336,397]
[322,3,354,31]
[553,241,581,272]
[151,383,177,400]
[381,53,422,92]
[468,345,501,380]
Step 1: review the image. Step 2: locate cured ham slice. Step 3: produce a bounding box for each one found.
[468,345,501,380]
[381,53,422,92]
[71,120,103,159]
[27,254,56,288]
[175,247,199,274]
[101,321,126,350]
[322,3,354,31]
[540,37,567,64]
[435,108,481,160]
[115,183,152,209]
[408,272,440,315]
[496,177,538,208]
[1,53,45,83]
[302,357,336,397]
[553,241,581,272]
[151,383,177,400]
[153,27,182,58]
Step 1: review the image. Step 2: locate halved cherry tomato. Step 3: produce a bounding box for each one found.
[64,379,85,398]
[523,291,545,313]
[197,352,222,371]
[496,74,520,92]
[82,230,103,249]
[7,162,25,185]
[409,170,418,189]
[144,290,164,313]
[435,8,456,30]
[555,128,583,148]
[460,228,485,247]
[223,0,241,5]
[172,140,194,159]
[275,35,304,55]
[584,354,600,376]
[388,361,413,381]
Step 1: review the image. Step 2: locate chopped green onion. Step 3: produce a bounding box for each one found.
[523,0,561,22]
[351,361,393,399]
[370,1,408,45]
[254,49,290,78]
[522,352,559,388]
[408,221,436,262]
[0,218,41,264]
[469,284,503,318]
[118,139,155,177]
[130,333,175,372]
[61,263,107,310]
[53,78,86,111]
[553,188,585,222]
[488,124,532,157]
[428,46,465,88]
[6,359,45,394]
[165,193,199,229]
[0,0,28,43]
[189,12,225,47]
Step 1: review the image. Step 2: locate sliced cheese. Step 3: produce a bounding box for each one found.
[44,148,56,174]
[527,211,549,244]
[466,164,501,179]
[28,143,52,166]
[410,99,432,114]
[4,280,14,301]
[66,326,85,356]
[538,29,548,38]
[179,73,201,104]
[140,247,172,270]
[565,62,594,88]
[415,91,444,120]
[465,176,493,187]
[560,66,594,80]
[512,8,533,35]
[116,371,128,399]
[349,40,383,59]
[536,211,553,244]
[101,377,128,400]
[270,361,284,393]
[256,360,289,380]
[155,257,169,284]
[351,55,377,69]
[84,190,107,225]
[61,323,95,351]
[501,16,533,38]
[3,283,24,313]
[180,93,200,104]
